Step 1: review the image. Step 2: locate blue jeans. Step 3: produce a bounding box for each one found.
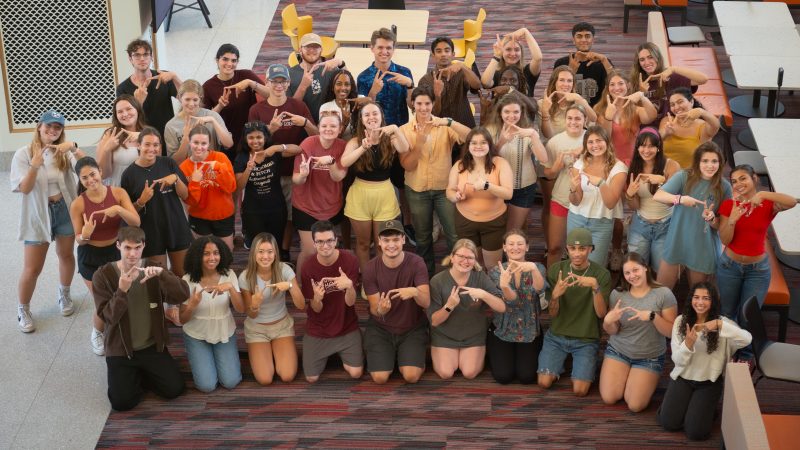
[566,213,613,267]
[716,251,771,323]
[627,213,671,273]
[604,343,665,375]
[405,188,457,274]
[183,332,242,393]
[538,329,600,382]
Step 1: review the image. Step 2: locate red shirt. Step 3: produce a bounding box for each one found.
[248,97,314,176]
[719,198,777,256]
[300,250,360,338]
[292,136,346,220]
[203,70,262,154]
[362,252,429,335]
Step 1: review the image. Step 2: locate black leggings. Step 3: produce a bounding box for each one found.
[105,345,184,411]
[487,330,543,385]
[657,376,722,440]
[241,207,286,249]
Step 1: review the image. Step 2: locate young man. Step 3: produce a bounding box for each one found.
[552,22,613,106]
[538,228,610,396]
[418,36,481,129]
[299,220,362,383]
[288,33,346,121]
[248,64,317,260]
[116,39,182,151]
[362,220,430,384]
[92,227,189,411]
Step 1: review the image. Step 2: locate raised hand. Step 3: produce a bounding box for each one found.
[134,78,149,105]
[376,291,393,315]
[154,173,178,192]
[497,261,513,289]
[81,213,97,239]
[191,162,205,182]
[216,88,231,110]
[388,287,418,301]
[432,70,445,98]
[551,270,578,299]
[626,306,653,322]
[137,180,155,205]
[299,64,315,90]
[311,278,326,302]
[268,109,283,133]
[385,71,412,88]
[298,154,311,177]
[370,71,387,94]
[663,113,676,136]
[492,34,504,58]
[138,266,163,283]
[626,173,642,199]
[445,286,461,310]
[99,127,125,152]
[118,265,140,293]
[605,299,627,323]
[638,73,649,92]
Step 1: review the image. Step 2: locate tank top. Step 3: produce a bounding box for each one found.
[664,124,703,169]
[82,187,122,241]
[455,158,507,222]
[105,145,139,187]
[636,181,672,221]
[611,121,636,167]
[352,144,393,181]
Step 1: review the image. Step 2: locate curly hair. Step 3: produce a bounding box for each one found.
[678,281,721,354]
[183,236,233,283]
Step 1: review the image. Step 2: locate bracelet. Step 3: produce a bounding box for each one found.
[282,144,287,151]
[303,118,308,127]
[444,306,453,312]
[492,56,501,63]
[673,194,681,206]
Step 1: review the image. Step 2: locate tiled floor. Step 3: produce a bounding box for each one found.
[0,2,276,448]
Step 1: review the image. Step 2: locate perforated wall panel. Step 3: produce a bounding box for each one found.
[0,0,115,129]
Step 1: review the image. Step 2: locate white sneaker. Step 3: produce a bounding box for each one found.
[18,307,35,333]
[57,287,75,316]
[91,328,105,356]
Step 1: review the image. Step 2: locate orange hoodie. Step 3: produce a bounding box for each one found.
[179,150,236,220]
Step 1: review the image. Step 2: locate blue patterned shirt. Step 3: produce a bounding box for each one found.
[488,262,548,343]
[356,61,412,126]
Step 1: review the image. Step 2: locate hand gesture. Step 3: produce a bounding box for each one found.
[152,70,177,90]
[330,267,354,291]
[445,286,461,310]
[299,64,315,90]
[99,127,125,152]
[206,282,233,298]
[388,287,418,301]
[216,88,231,111]
[139,266,163,283]
[451,187,466,203]
[469,174,487,192]
[376,291,393,315]
[137,180,156,206]
[191,162,205,182]
[298,154,311,177]
[321,58,342,75]
[458,286,486,304]
[567,52,581,71]
[81,213,97,239]
[118,265,140,293]
[30,145,45,169]
[46,141,76,155]
[223,79,252,99]
[370,71,387,94]
[134,78,149,105]
[684,323,698,350]
[728,199,747,224]
[497,261,513,289]
[250,285,265,310]
[432,70,445,98]
[283,111,307,127]
[605,299,627,323]
[188,286,203,308]
[385,71,412,88]
[702,201,716,223]
[677,108,702,124]
[638,73,649,92]
[154,173,178,192]
[266,281,291,292]
[663,113,676,136]
[492,34,504,58]
[569,168,582,192]
[542,91,556,113]
[570,273,598,290]
[552,270,578,299]
[268,109,283,133]
[626,307,652,322]
[580,51,606,67]
[311,279,326,302]
[626,173,642,198]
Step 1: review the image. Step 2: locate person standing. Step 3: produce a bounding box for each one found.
[552,23,613,106]
[288,33,346,122]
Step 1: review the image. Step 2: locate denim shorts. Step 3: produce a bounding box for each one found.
[25,198,74,245]
[604,343,665,375]
[537,329,600,382]
[507,183,537,208]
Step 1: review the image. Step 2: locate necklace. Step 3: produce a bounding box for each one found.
[569,263,591,277]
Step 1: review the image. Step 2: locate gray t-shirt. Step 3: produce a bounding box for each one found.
[428,270,502,348]
[164,108,229,157]
[238,263,296,323]
[608,286,677,359]
[288,63,337,122]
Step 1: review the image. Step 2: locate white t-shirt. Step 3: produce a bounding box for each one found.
[569,159,627,220]
[181,269,240,343]
[543,131,584,208]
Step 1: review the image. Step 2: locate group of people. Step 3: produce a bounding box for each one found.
[10,20,797,441]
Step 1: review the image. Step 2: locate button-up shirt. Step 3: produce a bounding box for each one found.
[357,61,412,126]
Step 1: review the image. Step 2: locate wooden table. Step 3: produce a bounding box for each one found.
[334,9,429,47]
[748,119,800,157]
[335,47,430,87]
[715,1,795,28]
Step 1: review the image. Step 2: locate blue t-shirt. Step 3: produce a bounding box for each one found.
[356,61,413,126]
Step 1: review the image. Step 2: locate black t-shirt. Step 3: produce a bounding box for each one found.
[553,55,610,106]
[493,64,540,97]
[233,151,285,212]
[116,70,178,151]
[120,157,190,251]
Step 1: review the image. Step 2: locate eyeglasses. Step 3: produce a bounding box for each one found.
[131,52,151,59]
[314,238,337,247]
[453,253,476,262]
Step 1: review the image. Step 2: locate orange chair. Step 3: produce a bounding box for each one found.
[281,3,338,58]
[452,8,486,58]
[624,1,688,33]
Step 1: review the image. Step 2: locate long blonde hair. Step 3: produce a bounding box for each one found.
[594,69,640,137]
[545,65,576,118]
[441,238,483,271]
[580,125,618,177]
[30,123,69,172]
[351,100,394,172]
[243,233,286,292]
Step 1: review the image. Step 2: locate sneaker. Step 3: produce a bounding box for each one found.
[404,224,417,247]
[57,287,74,316]
[18,307,35,333]
[90,328,105,356]
[609,249,624,272]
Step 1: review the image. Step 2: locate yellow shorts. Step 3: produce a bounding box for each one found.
[344,178,400,222]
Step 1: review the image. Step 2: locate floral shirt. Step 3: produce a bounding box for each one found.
[488,262,548,343]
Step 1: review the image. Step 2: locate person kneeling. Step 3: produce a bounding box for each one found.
[93,227,189,411]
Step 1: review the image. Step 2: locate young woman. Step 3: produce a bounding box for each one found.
[292,112,349,278]
[164,79,233,163]
[179,237,244,392]
[594,69,657,166]
[717,165,797,330]
[121,127,192,278]
[599,253,677,412]
[539,65,597,139]
[487,230,547,384]
[481,28,543,96]
[11,110,85,333]
[566,125,627,268]
[399,86,470,275]
[542,104,587,267]
[429,239,506,379]
[478,66,538,126]
[485,95,548,232]
[320,69,359,140]
[234,121,300,249]
[659,88,719,169]
[446,127,514,270]
[96,95,146,187]
[653,142,732,289]
[178,126,237,250]
[657,282,752,441]
[630,42,708,119]
[624,128,680,273]
[70,157,140,355]
[203,43,268,159]
[340,100,409,274]
[238,232,305,385]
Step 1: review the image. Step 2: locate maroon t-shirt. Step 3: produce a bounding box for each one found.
[203,70,262,156]
[363,252,429,335]
[300,250,360,338]
[248,97,314,176]
[293,136,347,219]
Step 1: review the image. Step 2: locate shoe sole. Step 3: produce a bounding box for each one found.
[19,325,35,333]
[91,347,105,356]
[61,308,75,317]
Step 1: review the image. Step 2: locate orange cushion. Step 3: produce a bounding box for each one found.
[668,47,721,80]
[694,80,726,96]
[763,0,800,5]
[693,94,732,127]
[765,243,790,306]
[763,415,800,450]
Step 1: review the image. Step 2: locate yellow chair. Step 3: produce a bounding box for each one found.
[288,52,300,68]
[281,3,338,59]
[452,8,486,58]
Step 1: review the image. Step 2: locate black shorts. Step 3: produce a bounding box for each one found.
[78,244,120,281]
[189,215,235,237]
[292,206,344,231]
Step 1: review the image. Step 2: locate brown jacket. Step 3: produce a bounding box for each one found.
[92,261,190,358]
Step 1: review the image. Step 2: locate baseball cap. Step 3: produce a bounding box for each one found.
[566,228,593,246]
[300,33,323,47]
[267,64,291,81]
[378,219,405,236]
[39,110,65,126]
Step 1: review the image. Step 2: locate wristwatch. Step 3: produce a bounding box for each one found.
[444,306,453,312]
[445,117,453,127]
[649,311,656,321]
[483,181,490,191]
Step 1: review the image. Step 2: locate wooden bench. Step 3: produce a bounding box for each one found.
[722,362,800,450]
[764,241,790,343]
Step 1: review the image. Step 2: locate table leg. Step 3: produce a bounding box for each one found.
[752,89,761,110]
[790,288,800,325]
[687,0,718,26]
[766,90,781,118]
